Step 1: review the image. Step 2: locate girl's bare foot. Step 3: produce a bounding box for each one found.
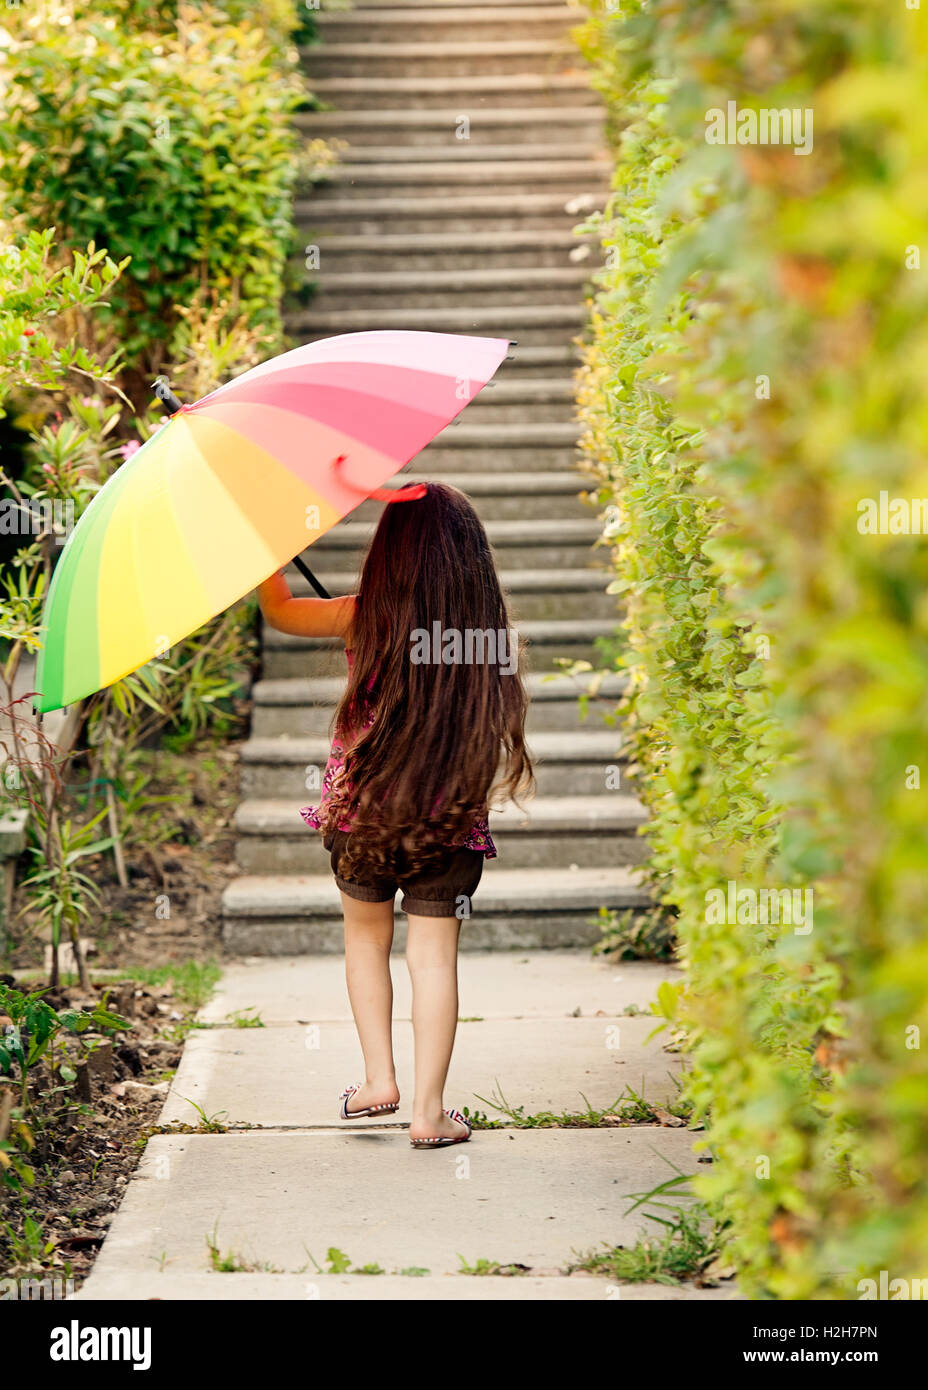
[409,1109,469,1143]
[347,1079,400,1114]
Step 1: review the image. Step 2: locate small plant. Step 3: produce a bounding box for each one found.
[320,1246,352,1274]
[0,983,127,1110]
[304,1246,393,1276]
[457,1255,530,1277]
[459,1104,505,1130]
[570,1173,725,1286]
[1,1208,54,1273]
[227,1009,264,1029]
[593,906,677,961]
[0,1088,35,1192]
[205,1224,281,1274]
[19,808,116,988]
[174,1098,230,1133]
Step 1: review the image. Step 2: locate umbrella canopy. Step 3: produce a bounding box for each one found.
[34,329,510,713]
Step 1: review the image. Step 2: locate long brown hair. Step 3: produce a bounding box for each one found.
[318,481,533,878]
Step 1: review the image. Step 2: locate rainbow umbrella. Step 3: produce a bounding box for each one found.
[34,330,511,713]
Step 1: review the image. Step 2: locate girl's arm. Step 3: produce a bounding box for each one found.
[257,570,356,640]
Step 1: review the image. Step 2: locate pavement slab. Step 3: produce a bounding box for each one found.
[81,1128,703,1287]
[201,950,680,1024]
[159,1016,684,1128]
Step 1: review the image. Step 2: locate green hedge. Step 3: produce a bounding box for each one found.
[575,0,928,1297]
[0,2,307,381]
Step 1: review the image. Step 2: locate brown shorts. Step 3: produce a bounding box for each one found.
[323,829,484,918]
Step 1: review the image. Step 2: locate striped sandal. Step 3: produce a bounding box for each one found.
[338,1082,400,1121]
[410,1109,472,1150]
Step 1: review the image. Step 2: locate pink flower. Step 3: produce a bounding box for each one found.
[119,439,141,460]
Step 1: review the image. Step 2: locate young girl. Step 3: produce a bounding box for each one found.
[257,482,533,1149]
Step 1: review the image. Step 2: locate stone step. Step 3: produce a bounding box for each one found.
[305,73,599,110]
[283,569,611,621]
[298,107,603,147]
[398,443,581,471]
[221,864,650,953]
[457,343,578,378]
[307,266,591,312]
[314,6,577,43]
[314,156,607,191]
[295,190,603,237]
[383,420,584,473]
[294,469,589,520]
[303,40,577,77]
[317,143,604,165]
[234,793,646,873]
[240,731,627,800]
[250,671,627,738]
[303,229,596,272]
[309,174,605,206]
[280,414,584,455]
[260,620,615,679]
[306,515,600,565]
[286,302,589,341]
[442,400,578,426]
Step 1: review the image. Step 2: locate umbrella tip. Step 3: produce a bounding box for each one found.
[152,376,183,415]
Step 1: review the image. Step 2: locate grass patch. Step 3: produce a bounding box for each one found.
[464,1082,693,1130]
[123,959,221,1011]
[571,1172,725,1286]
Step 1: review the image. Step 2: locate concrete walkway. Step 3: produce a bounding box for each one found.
[77,952,737,1301]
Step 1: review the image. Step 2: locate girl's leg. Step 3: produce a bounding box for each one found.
[341,891,400,1110]
[405,913,468,1142]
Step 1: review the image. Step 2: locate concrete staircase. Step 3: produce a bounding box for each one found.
[220,0,650,953]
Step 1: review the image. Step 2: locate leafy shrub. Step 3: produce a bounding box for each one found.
[0,3,307,383]
[575,0,928,1297]
[0,225,257,982]
[0,230,126,423]
[0,983,127,1107]
[593,906,676,961]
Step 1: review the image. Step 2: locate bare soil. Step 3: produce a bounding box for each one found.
[1,736,244,1290]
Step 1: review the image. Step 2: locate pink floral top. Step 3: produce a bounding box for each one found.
[299,649,497,858]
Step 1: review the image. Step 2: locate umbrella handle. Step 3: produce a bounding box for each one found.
[332,453,426,503]
[291,554,331,600]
